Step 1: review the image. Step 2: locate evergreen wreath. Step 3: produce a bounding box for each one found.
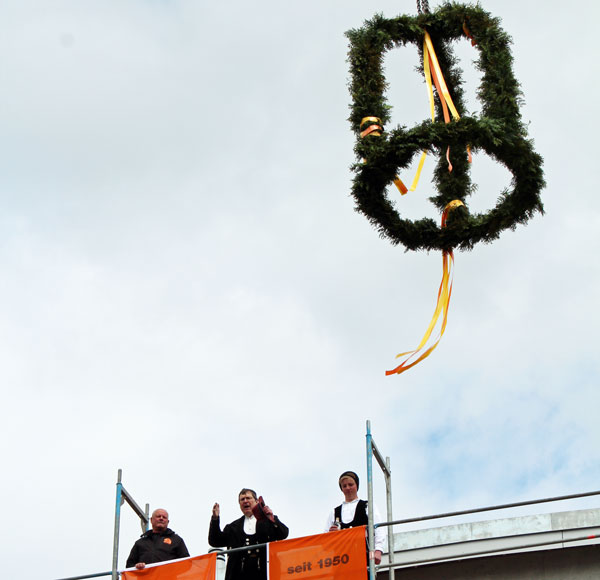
[346,2,545,252]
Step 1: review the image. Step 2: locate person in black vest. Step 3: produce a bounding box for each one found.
[325,470,385,565]
[126,508,190,570]
[209,488,289,580]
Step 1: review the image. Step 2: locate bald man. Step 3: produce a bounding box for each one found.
[126,508,190,570]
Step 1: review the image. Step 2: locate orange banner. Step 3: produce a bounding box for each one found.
[269,526,367,579]
[121,553,216,580]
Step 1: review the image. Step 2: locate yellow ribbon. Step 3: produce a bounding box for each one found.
[424,31,460,121]
[386,200,464,376]
[409,151,428,192]
[402,30,472,191]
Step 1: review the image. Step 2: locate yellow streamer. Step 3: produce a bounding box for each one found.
[423,44,436,123]
[399,46,434,193]
[360,116,382,127]
[386,200,465,376]
[399,30,463,192]
[409,151,428,191]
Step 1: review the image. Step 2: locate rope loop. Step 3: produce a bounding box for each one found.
[417,0,431,15]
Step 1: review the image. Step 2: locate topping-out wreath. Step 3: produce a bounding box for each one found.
[346,2,545,253]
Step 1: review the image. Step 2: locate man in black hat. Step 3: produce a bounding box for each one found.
[126,508,190,570]
[325,471,385,565]
[209,488,288,580]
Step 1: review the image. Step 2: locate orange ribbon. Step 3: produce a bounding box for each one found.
[386,200,464,376]
[393,177,409,195]
[360,117,408,195]
[359,116,383,137]
[462,21,477,46]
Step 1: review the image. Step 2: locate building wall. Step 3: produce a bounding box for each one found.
[378,544,600,580]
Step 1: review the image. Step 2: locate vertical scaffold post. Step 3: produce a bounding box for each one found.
[385,456,395,580]
[144,503,150,533]
[110,469,150,579]
[112,469,124,580]
[366,420,376,580]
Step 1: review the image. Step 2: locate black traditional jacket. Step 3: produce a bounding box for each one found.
[209,515,289,580]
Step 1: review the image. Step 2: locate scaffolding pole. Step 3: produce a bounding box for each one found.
[366,419,396,580]
[111,469,150,580]
[366,421,376,580]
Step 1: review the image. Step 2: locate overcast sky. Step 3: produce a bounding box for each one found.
[1,1,599,578]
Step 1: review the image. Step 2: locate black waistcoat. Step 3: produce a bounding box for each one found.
[334,499,368,528]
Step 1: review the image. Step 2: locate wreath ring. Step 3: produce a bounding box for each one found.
[346,3,545,252]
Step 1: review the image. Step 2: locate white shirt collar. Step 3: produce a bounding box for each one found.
[243,514,257,535]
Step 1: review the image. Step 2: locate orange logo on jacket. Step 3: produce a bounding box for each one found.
[163,538,172,545]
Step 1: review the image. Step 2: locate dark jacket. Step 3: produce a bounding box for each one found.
[126,528,190,568]
[208,515,289,580]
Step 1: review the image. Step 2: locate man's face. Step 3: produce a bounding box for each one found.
[151,509,169,533]
[238,492,257,516]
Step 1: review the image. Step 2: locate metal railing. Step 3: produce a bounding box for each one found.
[54,439,600,580]
[54,544,264,580]
[365,419,600,576]
[54,573,112,580]
[374,488,600,573]
[375,531,600,571]
[377,488,600,529]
